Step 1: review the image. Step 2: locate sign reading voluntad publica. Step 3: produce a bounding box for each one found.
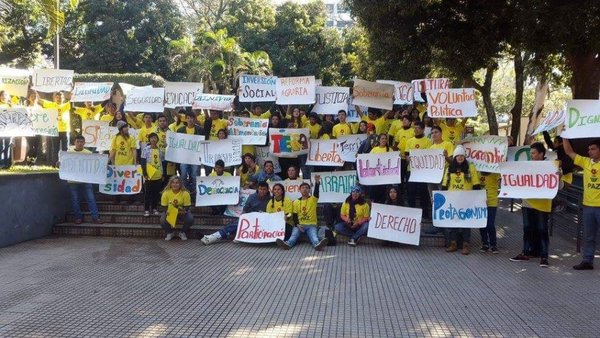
[100,165,142,195]
[306,139,345,166]
[498,161,560,199]
[58,151,109,185]
[426,88,477,118]
[275,76,316,105]
[238,75,277,102]
[352,79,394,111]
[26,107,59,136]
[234,211,286,244]
[164,82,203,108]
[227,116,269,145]
[376,80,414,105]
[0,107,34,137]
[561,100,600,139]
[311,86,349,115]
[408,149,446,183]
[367,203,422,246]
[313,170,358,203]
[356,151,402,185]
[125,87,165,112]
[432,190,487,228]
[268,128,310,158]
[71,82,113,103]
[195,175,241,206]
[192,93,235,111]
[32,69,74,93]
[461,135,508,173]
[200,138,242,167]
[165,130,205,165]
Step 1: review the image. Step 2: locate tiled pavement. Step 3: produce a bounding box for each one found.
[0,202,598,337]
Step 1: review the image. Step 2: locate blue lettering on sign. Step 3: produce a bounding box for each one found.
[433,193,487,220]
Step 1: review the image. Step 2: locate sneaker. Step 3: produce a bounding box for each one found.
[165,233,174,241]
[315,238,329,251]
[540,258,549,267]
[144,210,150,217]
[480,245,489,253]
[153,209,160,215]
[491,246,499,254]
[348,239,357,246]
[276,238,291,250]
[510,254,530,262]
[200,232,222,245]
[573,261,594,270]
[178,232,188,241]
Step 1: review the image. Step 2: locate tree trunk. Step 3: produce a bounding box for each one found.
[510,52,524,142]
[523,80,549,145]
[569,52,600,99]
[467,63,498,135]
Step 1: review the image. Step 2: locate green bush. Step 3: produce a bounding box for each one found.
[73,73,166,87]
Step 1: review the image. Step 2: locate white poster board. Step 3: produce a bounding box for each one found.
[376,80,414,105]
[368,203,422,246]
[268,128,310,158]
[498,161,559,199]
[239,75,277,102]
[532,110,566,135]
[336,134,368,162]
[165,130,205,165]
[234,211,286,243]
[411,78,450,102]
[352,79,394,110]
[269,179,310,200]
[227,116,269,145]
[461,135,508,173]
[32,69,74,92]
[164,82,203,108]
[71,82,113,102]
[255,146,281,173]
[0,73,30,97]
[356,151,402,185]
[311,86,349,115]
[432,190,487,228]
[276,76,316,105]
[27,107,59,136]
[100,165,142,195]
[200,138,242,167]
[426,88,477,118]
[305,139,345,166]
[313,170,358,203]
[124,87,165,112]
[0,107,34,136]
[225,189,255,217]
[193,93,235,111]
[561,100,600,139]
[408,149,445,183]
[58,151,109,184]
[196,175,241,206]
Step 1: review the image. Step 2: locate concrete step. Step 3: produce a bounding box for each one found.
[83,201,217,214]
[65,211,236,225]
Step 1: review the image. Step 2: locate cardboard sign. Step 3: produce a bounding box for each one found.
[313,170,358,203]
[461,135,508,173]
[200,138,242,167]
[356,151,402,185]
[164,82,203,108]
[336,134,368,162]
[408,149,445,183]
[234,211,286,243]
[0,73,29,97]
[311,86,349,115]
[352,79,394,110]
[124,87,165,112]
[165,130,205,165]
[376,80,414,105]
[368,203,422,246]
[532,110,566,135]
[507,146,558,162]
[71,82,113,102]
[81,120,114,150]
[58,151,109,184]
[239,75,277,102]
[100,165,142,195]
[0,107,34,137]
[305,139,345,166]
[269,179,310,200]
[276,76,316,105]
[432,190,487,228]
[255,146,281,173]
[193,93,235,111]
[498,161,559,199]
[32,69,74,92]
[268,128,310,158]
[561,100,600,139]
[411,78,450,102]
[227,116,269,145]
[426,88,477,118]
[26,107,59,136]
[196,175,241,206]
[225,189,255,217]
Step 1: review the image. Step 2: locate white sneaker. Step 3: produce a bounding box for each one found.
[201,232,222,245]
[144,210,150,217]
[178,232,188,241]
[165,233,174,241]
[348,239,357,246]
[153,209,160,215]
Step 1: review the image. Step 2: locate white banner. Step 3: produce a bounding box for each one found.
[118,83,151,96]
[411,78,450,102]
[276,76,316,105]
[356,151,402,185]
[408,149,445,183]
[313,170,358,203]
[426,88,477,118]
[352,79,394,110]
[58,151,109,184]
[532,110,566,135]
[311,86,349,114]
[269,179,310,200]
[196,175,241,206]
[71,82,113,102]
[239,75,277,102]
[507,146,558,162]
[225,189,255,217]
[234,211,286,243]
[100,165,142,195]
[306,139,345,166]
[81,120,116,151]
[124,87,164,112]
[498,161,559,199]
[255,146,281,173]
[346,103,362,122]
[336,134,367,162]
[0,74,29,97]
[192,93,235,111]
[32,69,74,92]
[164,82,203,108]
[268,128,310,158]
[227,116,269,145]
[561,100,600,139]
[461,135,508,173]
[432,190,487,228]
[376,80,414,105]
[165,130,205,165]
[368,203,422,246]
[26,107,59,136]
[200,138,242,167]
[0,107,34,136]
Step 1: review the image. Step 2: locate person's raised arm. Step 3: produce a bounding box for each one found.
[313,175,321,199]
[542,131,555,150]
[562,138,577,160]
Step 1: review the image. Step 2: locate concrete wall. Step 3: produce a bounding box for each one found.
[0,173,70,248]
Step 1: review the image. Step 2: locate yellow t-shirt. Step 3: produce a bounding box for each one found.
[266,197,293,224]
[340,201,370,221]
[332,123,352,138]
[100,114,114,122]
[209,118,228,140]
[209,171,232,177]
[239,164,260,187]
[126,113,142,129]
[250,111,271,119]
[320,134,331,140]
[155,128,169,153]
[161,190,191,208]
[479,173,500,207]
[146,148,163,181]
[370,146,390,154]
[523,199,552,213]
[305,122,321,139]
[169,121,185,132]
[43,101,71,132]
[574,155,600,207]
[138,125,156,144]
[362,115,387,135]
[74,105,102,120]
[443,163,480,191]
[394,127,415,151]
[387,119,403,137]
[110,134,137,165]
[185,126,196,135]
[429,141,455,159]
[404,136,432,153]
[439,120,465,145]
[293,196,318,225]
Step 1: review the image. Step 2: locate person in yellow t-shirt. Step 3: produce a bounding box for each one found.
[356,106,393,135]
[137,113,156,149]
[370,134,391,154]
[392,116,415,152]
[429,126,454,165]
[276,176,328,250]
[159,176,193,241]
[109,121,137,165]
[479,172,500,253]
[42,92,71,162]
[333,185,370,246]
[318,121,334,140]
[564,138,600,270]
[332,110,352,138]
[304,113,322,139]
[141,133,164,217]
[206,110,228,140]
[207,159,233,215]
[405,121,433,213]
[100,102,118,122]
[237,153,260,189]
[249,105,271,119]
[74,102,103,120]
[155,114,174,179]
[436,118,466,145]
[267,183,294,240]
[169,111,186,132]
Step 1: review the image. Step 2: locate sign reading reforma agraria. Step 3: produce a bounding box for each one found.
[461,135,508,173]
[125,87,165,112]
[352,79,394,110]
[356,151,402,185]
[312,171,358,203]
[368,203,422,246]
[164,82,203,108]
[276,76,316,105]
[227,116,269,145]
[498,161,560,199]
[238,75,277,102]
[408,149,446,183]
[432,190,487,228]
[311,86,349,115]
[234,211,286,244]
[196,175,241,206]
[192,93,235,111]
[71,82,113,103]
[426,88,477,118]
[58,151,109,184]
[561,100,600,139]
[32,69,74,93]
[100,165,142,195]
[268,128,310,158]
[165,130,205,165]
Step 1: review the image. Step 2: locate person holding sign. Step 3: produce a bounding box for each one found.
[109,121,137,165]
[442,145,480,255]
[405,121,432,216]
[177,111,204,195]
[141,133,164,217]
[249,160,282,188]
[209,159,233,215]
[564,138,600,270]
[137,113,156,149]
[333,185,370,246]
[276,176,329,250]
[332,110,353,138]
[237,153,260,189]
[159,176,193,241]
[435,118,466,145]
[42,91,71,165]
[267,183,294,240]
[74,101,103,121]
[369,133,392,203]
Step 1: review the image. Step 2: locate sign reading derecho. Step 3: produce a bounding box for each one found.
[238,75,277,102]
[376,80,414,105]
[234,211,286,244]
[0,107,34,136]
[367,203,422,246]
[268,128,309,158]
[408,149,445,183]
[71,82,113,102]
[101,165,142,195]
[356,151,401,185]
[306,139,345,166]
[164,82,203,108]
[26,107,59,136]
[58,151,109,184]
[193,93,235,111]
[0,74,30,97]
[352,79,394,110]
[337,134,367,162]
[269,179,310,200]
[532,110,566,135]
[225,189,255,217]
[561,100,600,139]
[255,146,282,173]
[227,116,269,145]
[426,88,477,118]
[201,138,242,167]
[276,76,316,105]
[432,190,487,228]
[165,130,205,165]
[125,87,165,112]
[196,175,241,206]
[498,161,559,199]
[313,170,358,203]
[311,86,349,114]
[461,135,508,173]
[32,69,74,92]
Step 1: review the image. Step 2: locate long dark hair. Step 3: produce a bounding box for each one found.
[447,157,472,183]
[385,185,402,206]
[270,183,286,209]
[345,191,366,205]
[241,153,256,174]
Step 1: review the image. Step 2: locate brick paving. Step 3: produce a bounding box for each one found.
[0,202,599,337]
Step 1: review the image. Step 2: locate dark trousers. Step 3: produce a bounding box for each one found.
[522,207,549,258]
[49,132,69,165]
[160,211,194,234]
[479,206,498,247]
[407,180,430,215]
[144,179,163,211]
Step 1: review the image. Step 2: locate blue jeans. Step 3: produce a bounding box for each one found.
[522,207,549,258]
[219,223,238,239]
[180,164,199,193]
[582,207,600,263]
[69,183,99,221]
[334,222,369,241]
[286,225,319,247]
[479,206,497,247]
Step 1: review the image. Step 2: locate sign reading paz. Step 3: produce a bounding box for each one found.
[432,190,487,228]
[276,76,316,105]
[101,165,142,195]
[164,82,203,108]
[125,87,165,112]
[461,136,508,173]
[311,86,349,115]
[368,203,422,246]
[239,75,277,102]
[426,88,477,118]
[561,100,600,139]
[32,69,74,92]
[356,151,401,185]
[58,151,109,184]
[313,171,358,203]
[227,116,269,145]
[498,161,559,199]
[165,131,205,165]
[408,149,445,183]
[196,175,241,206]
[352,79,394,111]
[234,211,286,244]
[71,82,113,102]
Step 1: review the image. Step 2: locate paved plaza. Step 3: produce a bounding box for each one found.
[0,203,599,337]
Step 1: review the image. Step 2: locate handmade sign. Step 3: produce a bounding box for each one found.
[411,78,450,102]
[227,116,269,145]
[32,69,74,92]
[432,190,487,228]
[164,82,203,108]
[192,93,235,111]
[81,120,115,151]
[311,86,349,115]
[376,80,414,105]
[507,146,557,162]
[426,88,477,118]
[118,83,151,96]
[532,110,566,135]
[356,151,402,185]
[561,100,600,139]
[225,189,255,217]
[268,128,310,158]
[200,138,242,167]
[124,87,165,112]
[100,165,142,195]
[269,179,311,200]
[352,79,394,111]
[276,76,316,105]
[313,170,358,203]
[346,98,367,123]
[408,149,445,183]
[234,211,286,244]
[71,82,113,102]
[165,130,205,165]
[196,175,241,206]
[255,146,281,173]
[0,107,34,137]
[0,73,29,97]
[306,139,345,166]
[58,151,109,184]
[336,134,367,162]
[461,136,508,173]
[368,203,422,246]
[238,75,277,102]
[498,161,560,199]
[26,107,59,136]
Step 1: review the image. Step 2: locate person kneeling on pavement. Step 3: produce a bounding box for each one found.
[160,176,194,241]
[333,185,370,246]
